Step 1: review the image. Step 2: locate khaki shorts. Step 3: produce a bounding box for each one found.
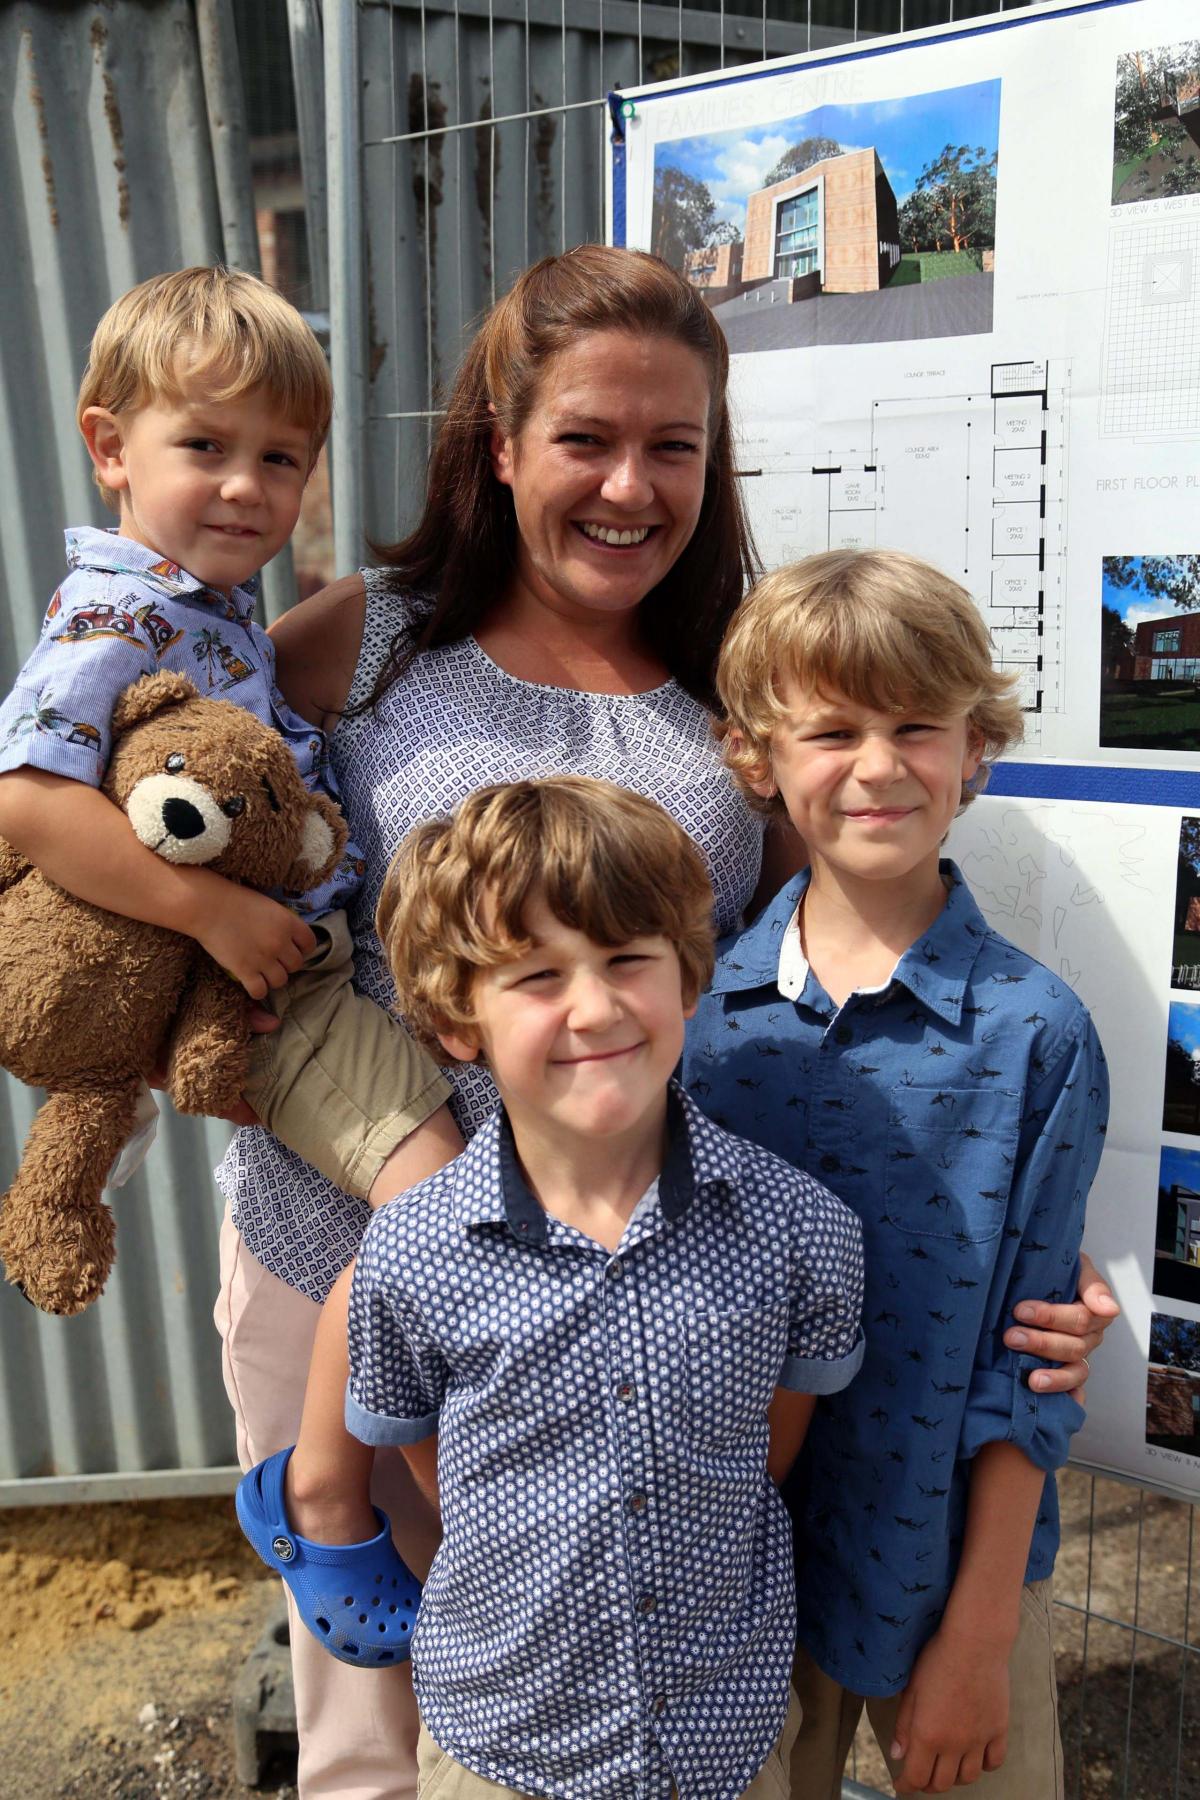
[789,1579,1063,1800]
[416,1690,802,1798]
[243,908,452,1199]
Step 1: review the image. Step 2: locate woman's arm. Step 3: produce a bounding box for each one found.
[270,573,369,730]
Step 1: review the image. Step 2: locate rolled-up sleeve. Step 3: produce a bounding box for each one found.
[345,1212,449,1447]
[959,1014,1109,1472]
[0,583,158,783]
[780,1180,866,1395]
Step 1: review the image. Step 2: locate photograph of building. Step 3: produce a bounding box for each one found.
[1100,554,1200,752]
[1146,1311,1200,1457]
[1164,1001,1200,1138]
[1154,1147,1200,1304]
[651,80,999,353]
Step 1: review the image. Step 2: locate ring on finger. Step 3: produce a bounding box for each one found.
[1081,1356,1091,1375]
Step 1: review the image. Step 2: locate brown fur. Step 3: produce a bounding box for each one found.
[0,672,347,1315]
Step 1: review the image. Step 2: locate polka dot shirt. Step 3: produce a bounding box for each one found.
[346,1085,864,1798]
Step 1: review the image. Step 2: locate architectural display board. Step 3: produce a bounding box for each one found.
[611,0,1200,1501]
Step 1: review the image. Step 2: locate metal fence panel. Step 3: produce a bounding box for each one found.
[0,0,244,1500]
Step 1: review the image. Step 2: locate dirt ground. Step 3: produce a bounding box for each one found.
[0,1469,1196,1799]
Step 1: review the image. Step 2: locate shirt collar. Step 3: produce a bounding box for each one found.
[452,1083,740,1245]
[709,860,991,1027]
[64,526,260,623]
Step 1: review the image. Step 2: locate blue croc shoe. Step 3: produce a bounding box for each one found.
[236,1446,421,1667]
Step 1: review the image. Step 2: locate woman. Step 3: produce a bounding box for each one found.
[214,246,1114,1800]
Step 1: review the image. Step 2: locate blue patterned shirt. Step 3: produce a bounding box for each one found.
[0,528,363,920]
[682,862,1109,1698]
[346,1085,864,1799]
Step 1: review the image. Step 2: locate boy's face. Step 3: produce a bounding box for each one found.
[755,681,983,891]
[82,382,312,592]
[438,896,693,1147]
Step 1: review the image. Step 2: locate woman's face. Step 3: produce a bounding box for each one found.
[491,330,712,625]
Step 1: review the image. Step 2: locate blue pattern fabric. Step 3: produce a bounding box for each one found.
[0,527,362,921]
[346,1085,864,1799]
[220,571,766,1303]
[682,862,1109,1699]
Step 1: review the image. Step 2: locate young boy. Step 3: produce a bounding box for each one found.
[0,267,450,1211]
[242,775,865,1799]
[683,550,1109,1799]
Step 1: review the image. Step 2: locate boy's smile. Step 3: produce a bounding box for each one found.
[82,382,313,593]
[757,682,982,896]
[437,897,692,1154]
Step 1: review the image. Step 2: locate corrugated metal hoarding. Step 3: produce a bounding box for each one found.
[0,1,238,1500]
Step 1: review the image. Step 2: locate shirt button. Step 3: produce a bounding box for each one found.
[820,1153,840,1174]
[834,1024,853,1045]
[616,1382,635,1404]
[628,1490,648,1515]
[606,1258,624,1280]
[637,1592,657,1614]
[652,1694,667,1716]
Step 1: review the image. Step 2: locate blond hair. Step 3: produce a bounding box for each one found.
[717,550,1024,814]
[377,777,715,1056]
[77,266,332,505]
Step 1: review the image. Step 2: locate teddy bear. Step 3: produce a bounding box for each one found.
[0,670,347,1317]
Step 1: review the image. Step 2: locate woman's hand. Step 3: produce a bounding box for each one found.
[1003,1251,1120,1397]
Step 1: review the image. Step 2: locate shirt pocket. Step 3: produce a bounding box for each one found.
[885,1084,1022,1245]
[685,1302,789,1452]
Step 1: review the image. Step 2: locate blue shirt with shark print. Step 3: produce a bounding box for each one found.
[682,861,1109,1698]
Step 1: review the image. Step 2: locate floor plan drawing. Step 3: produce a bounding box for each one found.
[737,359,1069,730]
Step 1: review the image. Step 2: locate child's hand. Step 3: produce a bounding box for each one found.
[196,885,317,1000]
[890,1624,1010,1793]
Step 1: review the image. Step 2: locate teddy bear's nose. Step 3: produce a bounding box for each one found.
[161,796,207,840]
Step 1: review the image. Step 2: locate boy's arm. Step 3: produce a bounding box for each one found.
[766,1388,816,1485]
[773,1174,866,1481]
[891,1442,1042,1794]
[0,766,314,999]
[892,1013,1108,1794]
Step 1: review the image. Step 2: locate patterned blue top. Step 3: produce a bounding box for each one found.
[219,572,766,1302]
[682,863,1109,1699]
[346,1085,864,1799]
[0,528,362,921]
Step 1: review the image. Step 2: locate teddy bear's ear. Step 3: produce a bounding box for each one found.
[111,671,200,736]
[283,792,349,894]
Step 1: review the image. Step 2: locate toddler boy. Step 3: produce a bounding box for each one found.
[255,775,864,1798]
[683,550,1109,1799]
[0,267,449,1207]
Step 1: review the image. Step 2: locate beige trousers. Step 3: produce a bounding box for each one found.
[215,1209,424,1800]
[415,1691,803,1798]
[789,1580,1063,1800]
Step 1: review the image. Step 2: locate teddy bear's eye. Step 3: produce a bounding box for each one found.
[221,795,246,818]
[165,752,186,774]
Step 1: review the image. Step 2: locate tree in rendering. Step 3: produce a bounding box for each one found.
[652,165,724,268]
[1100,603,1134,679]
[911,144,998,254]
[761,135,842,188]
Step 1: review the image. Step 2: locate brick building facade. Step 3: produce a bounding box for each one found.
[1133,609,1200,680]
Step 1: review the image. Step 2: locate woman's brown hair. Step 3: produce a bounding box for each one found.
[368,246,759,712]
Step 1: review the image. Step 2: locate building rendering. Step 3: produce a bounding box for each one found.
[742,147,901,296]
[683,239,743,291]
[1133,609,1200,680]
